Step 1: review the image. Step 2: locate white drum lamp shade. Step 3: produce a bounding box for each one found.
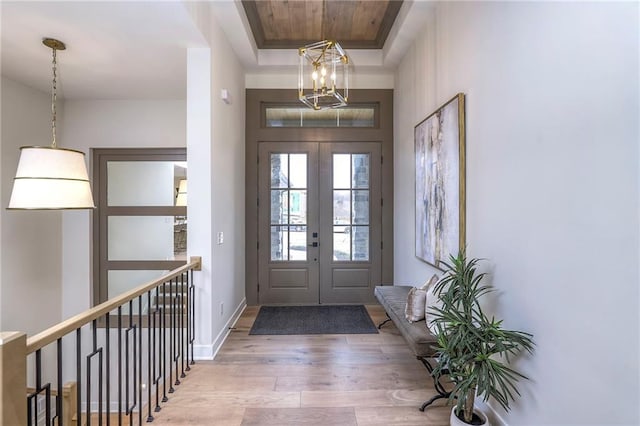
[8,146,95,209]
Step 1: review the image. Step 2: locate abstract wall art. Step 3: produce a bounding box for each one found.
[415,93,466,269]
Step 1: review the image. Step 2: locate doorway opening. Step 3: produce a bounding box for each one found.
[246,89,393,305]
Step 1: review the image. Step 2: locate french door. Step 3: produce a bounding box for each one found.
[258,141,381,304]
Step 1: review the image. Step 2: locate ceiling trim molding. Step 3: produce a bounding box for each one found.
[240,0,403,50]
[375,0,404,49]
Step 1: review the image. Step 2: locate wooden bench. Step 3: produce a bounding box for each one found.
[374,285,450,411]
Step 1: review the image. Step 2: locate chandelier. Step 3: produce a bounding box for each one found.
[8,38,94,210]
[298,40,349,110]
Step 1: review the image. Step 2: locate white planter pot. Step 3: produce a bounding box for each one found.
[450,407,490,426]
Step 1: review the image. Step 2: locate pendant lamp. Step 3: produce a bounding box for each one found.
[7,38,95,210]
[298,40,349,110]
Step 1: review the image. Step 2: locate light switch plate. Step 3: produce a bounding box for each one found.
[217,231,224,244]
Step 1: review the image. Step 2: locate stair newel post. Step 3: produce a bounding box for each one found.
[0,331,27,425]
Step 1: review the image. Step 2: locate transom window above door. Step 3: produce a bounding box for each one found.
[264,104,377,128]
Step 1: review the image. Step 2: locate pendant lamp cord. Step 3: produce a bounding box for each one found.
[51,46,58,148]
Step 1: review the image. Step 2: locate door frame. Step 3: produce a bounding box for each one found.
[246,89,393,305]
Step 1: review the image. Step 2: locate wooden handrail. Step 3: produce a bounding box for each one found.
[26,256,201,354]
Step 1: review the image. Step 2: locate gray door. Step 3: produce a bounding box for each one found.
[319,143,381,304]
[258,141,381,304]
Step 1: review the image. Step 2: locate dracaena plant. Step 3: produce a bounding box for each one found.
[429,249,534,424]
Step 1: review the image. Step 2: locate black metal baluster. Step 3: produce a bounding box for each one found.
[162,279,168,402]
[185,271,190,372]
[147,290,154,422]
[86,319,104,426]
[190,269,195,365]
[132,300,137,422]
[168,278,175,393]
[87,320,94,426]
[118,306,122,426]
[45,383,52,426]
[153,285,161,413]
[126,299,137,423]
[138,296,143,425]
[27,393,33,426]
[77,328,82,426]
[106,314,110,426]
[124,302,130,416]
[35,349,52,426]
[98,347,103,426]
[57,338,63,426]
[173,277,180,387]
[180,273,186,379]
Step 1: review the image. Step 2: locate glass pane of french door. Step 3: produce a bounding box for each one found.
[331,153,370,261]
[269,153,308,261]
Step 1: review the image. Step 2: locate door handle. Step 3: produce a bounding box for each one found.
[308,242,318,247]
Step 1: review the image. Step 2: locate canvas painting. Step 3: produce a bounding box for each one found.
[415,93,465,268]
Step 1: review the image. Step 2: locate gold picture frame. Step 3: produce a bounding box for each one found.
[414,93,466,269]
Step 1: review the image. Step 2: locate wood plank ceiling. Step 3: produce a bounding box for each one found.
[241,0,403,49]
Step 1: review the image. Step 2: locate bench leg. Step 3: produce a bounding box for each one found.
[417,356,453,411]
[377,313,392,329]
[420,393,449,411]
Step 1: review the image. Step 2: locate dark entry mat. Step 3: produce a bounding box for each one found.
[249,305,378,335]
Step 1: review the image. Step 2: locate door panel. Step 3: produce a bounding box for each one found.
[319,143,381,304]
[258,143,319,304]
[258,141,381,305]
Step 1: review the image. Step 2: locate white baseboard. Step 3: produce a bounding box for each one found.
[476,399,508,426]
[194,298,246,361]
[193,344,214,360]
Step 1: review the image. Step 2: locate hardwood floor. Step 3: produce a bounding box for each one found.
[151,305,450,425]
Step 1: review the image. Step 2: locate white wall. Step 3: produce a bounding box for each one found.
[394,2,639,425]
[186,46,215,358]
[185,2,246,359]
[0,77,63,334]
[208,16,246,356]
[61,100,186,318]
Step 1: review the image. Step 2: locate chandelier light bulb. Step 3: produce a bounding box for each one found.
[321,67,327,77]
[312,71,318,80]
[331,72,336,81]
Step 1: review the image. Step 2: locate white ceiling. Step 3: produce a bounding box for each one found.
[1,1,207,99]
[1,1,433,100]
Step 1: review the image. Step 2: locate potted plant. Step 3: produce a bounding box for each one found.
[429,249,534,425]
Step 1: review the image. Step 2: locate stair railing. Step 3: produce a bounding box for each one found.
[0,256,201,425]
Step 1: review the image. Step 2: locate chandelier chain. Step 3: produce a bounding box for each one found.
[321,0,326,40]
[51,46,58,148]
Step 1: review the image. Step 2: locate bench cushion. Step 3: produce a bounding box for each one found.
[374,285,438,358]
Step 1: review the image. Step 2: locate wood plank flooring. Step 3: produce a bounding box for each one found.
[151,305,450,425]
